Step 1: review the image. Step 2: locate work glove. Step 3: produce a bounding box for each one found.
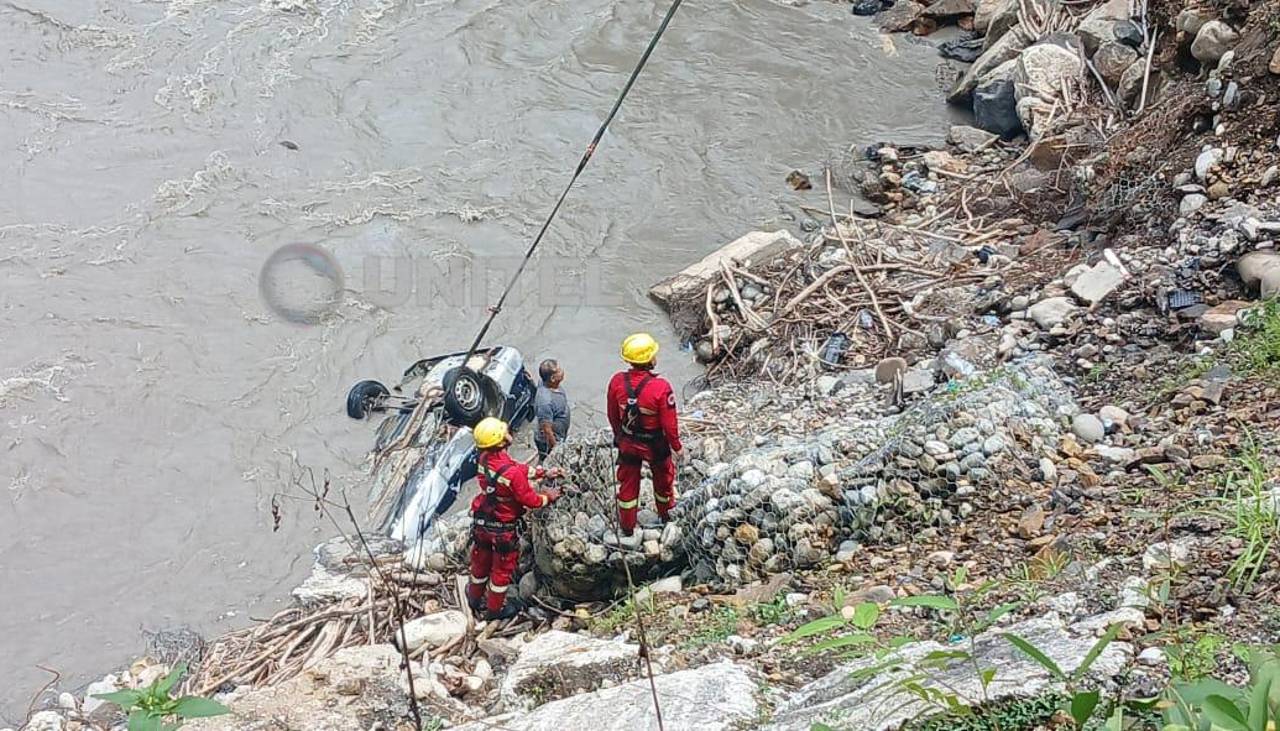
[542,488,563,504]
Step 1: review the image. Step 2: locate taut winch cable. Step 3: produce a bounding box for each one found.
[463,0,686,360]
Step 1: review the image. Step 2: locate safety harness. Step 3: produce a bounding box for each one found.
[474,459,518,531]
[620,372,661,443]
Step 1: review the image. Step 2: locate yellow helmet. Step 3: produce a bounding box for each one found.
[621,333,659,365]
[473,417,509,450]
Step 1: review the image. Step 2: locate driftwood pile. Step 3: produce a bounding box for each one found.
[680,174,1024,384]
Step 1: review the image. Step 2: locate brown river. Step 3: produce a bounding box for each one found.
[0,0,960,718]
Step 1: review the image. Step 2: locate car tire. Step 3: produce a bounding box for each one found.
[442,366,503,427]
[347,379,391,419]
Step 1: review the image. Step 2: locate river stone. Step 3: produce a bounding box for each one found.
[500,631,657,709]
[1180,193,1207,215]
[949,25,1030,104]
[1014,42,1084,136]
[397,611,468,652]
[1028,296,1077,329]
[973,65,1021,136]
[766,613,1131,731]
[1238,250,1280,298]
[1094,42,1137,87]
[1076,0,1129,56]
[1071,413,1105,443]
[1069,258,1127,304]
[947,125,997,152]
[984,0,1051,51]
[1191,21,1238,66]
[458,662,758,731]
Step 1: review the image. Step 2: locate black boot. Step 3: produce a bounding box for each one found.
[467,593,484,614]
[484,598,526,622]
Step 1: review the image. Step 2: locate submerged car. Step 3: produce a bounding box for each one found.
[345,346,537,548]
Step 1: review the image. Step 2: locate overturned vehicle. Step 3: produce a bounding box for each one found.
[345,346,537,552]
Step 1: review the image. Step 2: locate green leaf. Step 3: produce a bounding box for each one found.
[811,724,836,731]
[1246,675,1273,731]
[127,710,163,731]
[1071,623,1125,683]
[1071,690,1102,726]
[980,667,997,688]
[889,595,959,611]
[1202,695,1250,731]
[93,689,144,708]
[783,616,847,643]
[1003,633,1066,681]
[851,602,881,630]
[807,634,876,654]
[980,602,1021,630]
[173,696,231,719]
[157,663,187,695]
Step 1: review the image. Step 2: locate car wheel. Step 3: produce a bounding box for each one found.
[442,366,503,427]
[346,379,390,419]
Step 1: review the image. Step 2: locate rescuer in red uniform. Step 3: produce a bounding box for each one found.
[466,417,562,620]
[607,333,682,536]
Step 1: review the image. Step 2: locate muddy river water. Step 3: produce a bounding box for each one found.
[0,0,959,717]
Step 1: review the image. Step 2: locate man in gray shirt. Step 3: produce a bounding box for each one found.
[534,359,571,461]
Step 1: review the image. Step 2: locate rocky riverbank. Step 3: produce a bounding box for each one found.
[15,0,1280,729]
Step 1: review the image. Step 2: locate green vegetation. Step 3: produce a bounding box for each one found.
[591,598,637,635]
[1230,298,1280,378]
[1181,440,1279,592]
[788,570,1280,731]
[751,593,794,627]
[682,606,741,649]
[92,663,229,731]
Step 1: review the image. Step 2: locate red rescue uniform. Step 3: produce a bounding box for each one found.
[467,449,549,614]
[606,366,682,534]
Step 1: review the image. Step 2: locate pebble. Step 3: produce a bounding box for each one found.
[1194,148,1222,182]
[1138,647,1166,666]
[1071,413,1105,443]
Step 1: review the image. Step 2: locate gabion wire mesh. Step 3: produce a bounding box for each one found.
[527,357,1078,599]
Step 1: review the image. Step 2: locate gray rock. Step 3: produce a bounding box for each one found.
[984,0,1052,51]
[1071,413,1105,443]
[766,613,1131,731]
[1069,258,1128,304]
[23,713,64,731]
[816,375,841,397]
[1176,8,1208,36]
[1138,647,1166,666]
[1191,21,1239,66]
[974,68,1022,137]
[1195,148,1223,182]
[900,369,935,395]
[949,26,1030,104]
[398,611,468,652]
[1094,42,1138,87]
[947,125,997,152]
[1116,58,1150,108]
[1097,404,1129,429]
[1076,0,1130,56]
[1014,43,1085,136]
[1180,193,1208,215]
[1028,296,1078,329]
[1095,445,1136,464]
[460,661,758,731]
[1238,250,1280,298]
[1143,538,1195,571]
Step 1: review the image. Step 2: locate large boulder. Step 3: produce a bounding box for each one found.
[1076,0,1131,56]
[500,631,663,709]
[766,612,1132,731]
[455,661,760,731]
[985,0,1054,50]
[973,0,1012,33]
[1014,41,1084,138]
[948,24,1031,104]
[973,60,1021,137]
[1190,20,1238,66]
[1239,250,1280,298]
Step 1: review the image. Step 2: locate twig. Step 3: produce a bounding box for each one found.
[26,666,61,723]
[826,169,893,337]
[1136,29,1158,116]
